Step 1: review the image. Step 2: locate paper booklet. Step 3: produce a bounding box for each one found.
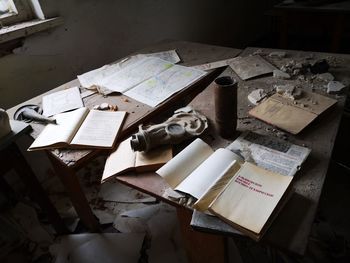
[249,91,337,134]
[156,137,299,240]
[101,137,173,183]
[28,107,126,151]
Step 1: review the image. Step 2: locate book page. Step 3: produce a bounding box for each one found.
[71,110,126,148]
[194,160,241,212]
[125,65,206,107]
[175,148,239,199]
[42,87,84,117]
[156,138,214,189]
[135,146,173,170]
[28,107,89,150]
[209,162,292,234]
[101,138,136,183]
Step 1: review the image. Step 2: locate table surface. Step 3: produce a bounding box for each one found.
[7,40,241,169]
[116,47,350,255]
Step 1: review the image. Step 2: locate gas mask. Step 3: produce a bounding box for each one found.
[130,106,208,152]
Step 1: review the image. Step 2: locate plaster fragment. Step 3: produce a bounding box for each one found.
[327,81,346,94]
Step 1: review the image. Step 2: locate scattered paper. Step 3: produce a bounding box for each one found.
[229,55,276,80]
[78,50,181,90]
[50,233,144,263]
[42,87,83,117]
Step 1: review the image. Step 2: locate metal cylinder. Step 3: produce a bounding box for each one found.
[214,76,237,139]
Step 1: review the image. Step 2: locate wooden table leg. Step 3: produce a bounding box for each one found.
[46,153,100,232]
[4,143,69,234]
[176,206,227,263]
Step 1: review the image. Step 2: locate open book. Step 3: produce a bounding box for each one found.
[28,107,126,151]
[156,138,294,240]
[101,137,173,183]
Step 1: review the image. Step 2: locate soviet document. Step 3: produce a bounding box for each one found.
[226,131,311,177]
[124,65,206,107]
[77,51,181,90]
[229,55,276,80]
[28,108,126,151]
[42,87,84,117]
[249,91,337,134]
[101,137,173,183]
[208,162,293,241]
[156,139,242,199]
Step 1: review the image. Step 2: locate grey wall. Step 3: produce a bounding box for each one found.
[0,0,271,109]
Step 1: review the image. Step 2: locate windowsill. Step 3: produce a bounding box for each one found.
[0,17,63,44]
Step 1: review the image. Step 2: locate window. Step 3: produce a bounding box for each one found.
[0,0,61,44]
[0,0,35,27]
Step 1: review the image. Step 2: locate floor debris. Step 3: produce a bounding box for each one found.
[50,233,144,263]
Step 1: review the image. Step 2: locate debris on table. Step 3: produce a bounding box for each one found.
[327,81,347,94]
[93,103,118,111]
[268,51,286,59]
[275,84,303,100]
[310,59,330,74]
[273,69,291,79]
[317,72,334,82]
[248,89,268,105]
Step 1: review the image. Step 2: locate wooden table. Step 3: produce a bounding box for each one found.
[116,47,349,257]
[7,40,241,233]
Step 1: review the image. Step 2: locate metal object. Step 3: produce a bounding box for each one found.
[214,76,237,139]
[14,104,57,124]
[130,106,208,152]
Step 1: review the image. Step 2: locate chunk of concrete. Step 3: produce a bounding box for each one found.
[275,84,302,100]
[268,51,286,58]
[248,89,267,105]
[327,81,346,94]
[317,72,334,82]
[273,69,291,79]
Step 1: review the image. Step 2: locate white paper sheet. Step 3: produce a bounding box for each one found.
[42,87,83,117]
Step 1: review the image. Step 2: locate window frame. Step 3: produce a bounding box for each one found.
[0,0,35,27]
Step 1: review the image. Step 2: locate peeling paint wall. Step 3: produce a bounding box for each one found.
[0,0,271,109]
